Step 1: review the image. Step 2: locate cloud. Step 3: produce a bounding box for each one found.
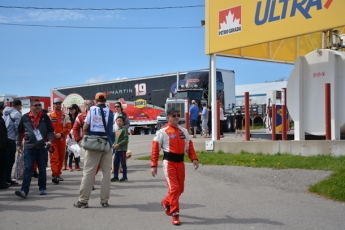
[0,15,8,23]
[86,75,105,83]
[0,10,127,23]
[110,77,128,81]
[27,10,87,22]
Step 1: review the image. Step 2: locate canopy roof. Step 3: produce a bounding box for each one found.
[205,0,345,63]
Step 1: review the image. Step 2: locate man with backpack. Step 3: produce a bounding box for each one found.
[3,100,22,186]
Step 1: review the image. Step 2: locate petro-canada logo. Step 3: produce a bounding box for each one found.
[219,5,242,37]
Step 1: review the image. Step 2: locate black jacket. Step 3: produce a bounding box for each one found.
[16,112,54,149]
[0,115,8,148]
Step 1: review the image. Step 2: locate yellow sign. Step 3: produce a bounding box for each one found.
[134,99,147,109]
[206,0,345,62]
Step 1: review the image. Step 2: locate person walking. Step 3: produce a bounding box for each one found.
[219,103,225,138]
[74,92,114,208]
[111,115,129,182]
[3,100,22,186]
[151,107,199,225]
[235,110,243,138]
[207,105,212,137]
[14,99,54,198]
[200,103,209,138]
[67,104,82,171]
[0,104,9,189]
[189,100,199,138]
[48,98,71,184]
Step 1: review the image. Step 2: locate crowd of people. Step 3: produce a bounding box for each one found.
[189,100,242,138]
[0,92,200,226]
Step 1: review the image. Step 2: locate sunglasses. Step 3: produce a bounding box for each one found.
[171,114,180,118]
[114,106,121,108]
[33,104,42,107]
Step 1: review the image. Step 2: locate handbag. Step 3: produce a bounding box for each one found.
[81,106,111,152]
[81,135,110,152]
[14,153,24,180]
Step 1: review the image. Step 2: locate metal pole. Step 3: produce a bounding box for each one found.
[272,104,276,140]
[176,72,179,93]
[210,54,217,141]
[185,99,190,133]
[244,92,250,141]
[282,88,287,140]
[208,55,211,103]
[325,83,331,140]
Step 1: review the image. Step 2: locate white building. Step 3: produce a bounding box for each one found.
[235,81,287,106]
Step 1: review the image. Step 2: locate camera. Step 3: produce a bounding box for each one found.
[45,143,54,153]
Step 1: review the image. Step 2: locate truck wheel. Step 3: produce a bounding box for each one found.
[139,128,146,135]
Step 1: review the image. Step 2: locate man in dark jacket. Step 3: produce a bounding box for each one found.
[14,99,54,198]
[0,104,9,189]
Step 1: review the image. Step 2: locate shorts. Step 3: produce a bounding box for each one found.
[202,119,208,129]
[236,123,242,130]
[190,119,198,127]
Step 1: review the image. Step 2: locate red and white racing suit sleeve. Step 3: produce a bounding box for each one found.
[72,115,83,142]
[151,129,164,167]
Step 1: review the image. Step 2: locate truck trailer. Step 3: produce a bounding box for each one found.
[51,71,188,135]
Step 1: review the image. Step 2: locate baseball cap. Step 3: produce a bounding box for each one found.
[95,92,106,100]
[12,100,22,106]
[68,104,79,110]
[191,100,196,104]
[0,104,5,110]
[166,107,180,116]
[53,98,62,104]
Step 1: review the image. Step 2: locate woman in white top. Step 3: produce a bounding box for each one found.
[219,103,225,138]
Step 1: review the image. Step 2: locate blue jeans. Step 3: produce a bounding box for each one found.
[4,140,16,182]
[21,148,48,195]
[113,150,127,179]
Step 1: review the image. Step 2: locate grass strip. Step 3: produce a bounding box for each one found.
[138,151,345,202]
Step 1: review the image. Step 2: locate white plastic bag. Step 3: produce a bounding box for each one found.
[66,133,81,157]
[14,153,24,180]
[68,142,81,158]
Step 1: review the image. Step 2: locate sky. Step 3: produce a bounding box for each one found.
[0,0,294,97]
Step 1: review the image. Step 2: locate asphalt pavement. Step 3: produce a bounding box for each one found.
[0,134,344,230]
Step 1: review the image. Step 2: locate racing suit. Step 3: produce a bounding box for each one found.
[48,110,71,177]
[72,111,87,143]
[72,110,101,175]
[151,124,198,215]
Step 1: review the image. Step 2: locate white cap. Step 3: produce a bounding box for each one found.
[53,98,62,104]
[191,100,196,104]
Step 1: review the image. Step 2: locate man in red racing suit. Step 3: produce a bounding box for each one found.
[151,107,199,226]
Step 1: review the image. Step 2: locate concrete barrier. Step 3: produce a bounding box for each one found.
[193,139,345,156]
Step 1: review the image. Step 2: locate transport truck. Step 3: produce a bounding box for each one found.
[51,69,235,134]
[160,69,236,133]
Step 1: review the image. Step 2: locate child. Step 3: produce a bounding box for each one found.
[111,116,129,182]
